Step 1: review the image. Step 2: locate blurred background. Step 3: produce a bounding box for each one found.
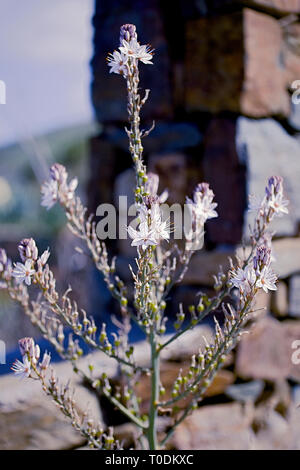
[0,0,96,353]
[1,0,300,450]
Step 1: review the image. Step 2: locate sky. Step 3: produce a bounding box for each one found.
[0,0,94,148]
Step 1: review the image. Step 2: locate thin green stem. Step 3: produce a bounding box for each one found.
[148,331,160,450]
[158,287,229,353]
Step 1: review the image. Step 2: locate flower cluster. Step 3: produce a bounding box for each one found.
[128,198,170,251]
[11,337,51,380]
[107,23,153,77]
[1,24,292,451]
[185,183,218,250]
[41,163,78,210]
[187,183,218,225]
[11,238,49,286]
[231,239,278,300]
[249,175,289,223]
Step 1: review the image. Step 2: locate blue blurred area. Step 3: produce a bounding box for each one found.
[0,0,94,148]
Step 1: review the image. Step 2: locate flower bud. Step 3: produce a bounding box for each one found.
[40,352,51,370]
[18,337,35,357]
[18,238,38,262]
[49,163,68,185]
[119,24,137,44]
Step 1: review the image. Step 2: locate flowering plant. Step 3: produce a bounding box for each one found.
[0,24,289,450]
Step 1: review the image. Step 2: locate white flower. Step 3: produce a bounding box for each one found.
[40,351,51,370]
[231,265,256,295]
[12,259,35,286]
[68,177,78,193]
[187,182,218,225]
[264,175,289,218]
[128,221,157,250]
[134,43,154,64]
[107,50,129,76]
[11,356,31,379]
[268,191,289,217]
[256,265,277,293]
[150,203,170,243]
[41,179,58,210]
[39,249,50,266]
[119,38,153,64]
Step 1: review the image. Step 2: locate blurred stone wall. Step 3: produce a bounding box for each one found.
[89,0,300,317]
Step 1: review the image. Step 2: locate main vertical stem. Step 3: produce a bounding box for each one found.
[148,331,160,450]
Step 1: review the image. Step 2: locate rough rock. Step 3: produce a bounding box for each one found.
[287,402,300,449]
[171,403,255,450]
[185,9,289,117]
[0,398,85,450]
[237,118,300,237]
[202,117,247,245]
[183,249,234,286]
[253,409,292,450]
[253,289,270,316]
[269,238,300,279]
[282,21,300,86]
[210,0,300,14]
[236,316,300,382]
[0,354,107,450]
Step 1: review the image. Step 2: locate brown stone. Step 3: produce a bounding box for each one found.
[253,409,292,450]
[250,0,300,12]
[0,355,106,450]
[269,238,300,279]
[236,316,300,382]
[202,117,247,245]
[253,289,270,315]
[210,0,300,15]
[184,249,234,286]
[282,22,300,86]
[185,9,289,117]
[170,403,255,450]
[135,360,234,415]
[0,400,85,450]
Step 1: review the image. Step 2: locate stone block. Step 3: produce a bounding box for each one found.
[209,1,300,15]
[0,357,105,450]
[202,117,247,245]
[236,118,300,238]
[171,403,255,450]
[236,316,300,382]
[185,9,290,117]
